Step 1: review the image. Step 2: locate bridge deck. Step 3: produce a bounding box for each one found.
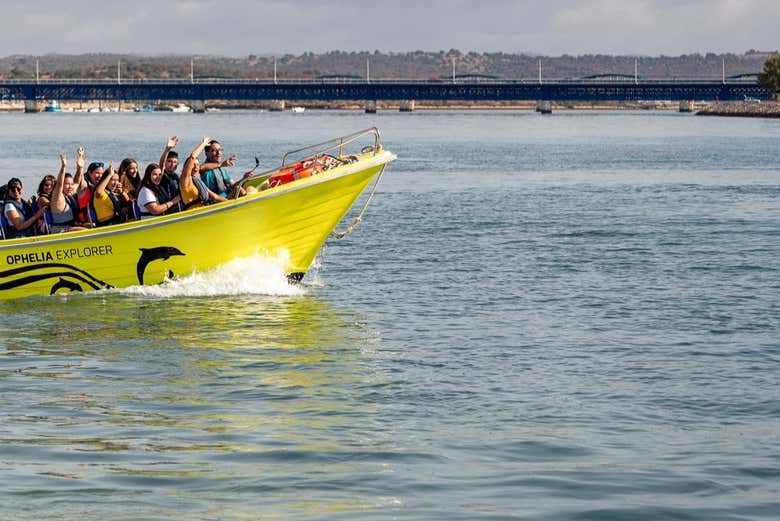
[0,79,771,102]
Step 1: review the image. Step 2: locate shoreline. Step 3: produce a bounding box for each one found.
[695,101,780,118]
[4,100,779,115]
[0,100,689,112]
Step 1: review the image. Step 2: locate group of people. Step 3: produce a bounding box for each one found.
[2,136,254,239]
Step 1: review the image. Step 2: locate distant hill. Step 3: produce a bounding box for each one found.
[0,50,774,80]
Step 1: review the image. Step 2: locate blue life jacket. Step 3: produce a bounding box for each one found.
[159,172,181,214]
[3,199,35,238]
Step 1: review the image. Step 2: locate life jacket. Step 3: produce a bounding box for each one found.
[92,189,123,227]
[138,186,165,218]
[182,177,210,209]
[120,173,141,200]
[160,173,181,214]
[28,196,49,235]
[160,172,178,200]
[3,199,35,238]
[205,167,231,196]
[50,194,80,228]
[76,185,93,224]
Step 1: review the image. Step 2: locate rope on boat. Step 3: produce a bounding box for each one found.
[331,164,386,239]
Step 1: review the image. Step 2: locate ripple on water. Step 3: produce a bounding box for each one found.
[2,111,780,520]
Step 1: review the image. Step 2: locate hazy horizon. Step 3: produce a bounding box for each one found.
[1,50,776,61]
[0,0,777,57]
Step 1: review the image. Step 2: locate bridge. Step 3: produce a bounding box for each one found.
[0,77,771,111]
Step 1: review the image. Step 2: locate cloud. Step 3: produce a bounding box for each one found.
[0,0,777,56]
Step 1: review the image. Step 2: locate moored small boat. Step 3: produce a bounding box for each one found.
[44,100,62,112]
[0,128,395,300]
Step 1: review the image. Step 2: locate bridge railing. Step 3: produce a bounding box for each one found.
[0,77,762,85]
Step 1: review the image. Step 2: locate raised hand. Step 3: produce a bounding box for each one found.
[76,146,85,169]
[60,153,67,168]
[167,136,179,148]
[107,162,114,173]
[223,154,237,168]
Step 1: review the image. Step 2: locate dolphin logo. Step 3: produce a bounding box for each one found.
[136,247,185,285]
[50,277,84,295]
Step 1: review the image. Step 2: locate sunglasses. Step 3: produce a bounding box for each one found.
[9,185,22,192]
[88,162,105,171]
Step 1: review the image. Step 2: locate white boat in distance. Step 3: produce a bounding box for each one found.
[291,106,305,113]
[171,103,193,113]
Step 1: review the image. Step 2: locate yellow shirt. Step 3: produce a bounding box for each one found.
[93,190,116,223]
[180,179,202,209]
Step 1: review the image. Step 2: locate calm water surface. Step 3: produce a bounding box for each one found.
[1,110,779,520]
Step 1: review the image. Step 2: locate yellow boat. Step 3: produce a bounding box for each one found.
[0,128,395,300]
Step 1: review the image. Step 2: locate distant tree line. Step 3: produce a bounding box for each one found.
[0,50,776,80]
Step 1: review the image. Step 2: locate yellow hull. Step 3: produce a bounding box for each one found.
[0,150,395,300]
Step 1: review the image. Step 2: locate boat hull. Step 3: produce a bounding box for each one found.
[0,151,393,299]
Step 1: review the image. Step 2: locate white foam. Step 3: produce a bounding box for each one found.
[117,253,305,298]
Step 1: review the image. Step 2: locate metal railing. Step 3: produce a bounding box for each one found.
[280,127,382,167]
[0,77,763,85]
[234,128,383,196]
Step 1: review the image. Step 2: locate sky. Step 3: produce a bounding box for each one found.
[1,0,777,57]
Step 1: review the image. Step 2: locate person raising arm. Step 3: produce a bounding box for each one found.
[72,146,85,188]
[73,147,105,224]
[159,135,182,208]
[159,135,179,175]
[179,136,225,210]
[92,162,124,226]
[49,153,88,233]
[199,139,251,198]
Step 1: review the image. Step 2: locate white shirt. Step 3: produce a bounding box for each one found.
[137,187,159,218]
[4,202,17,219]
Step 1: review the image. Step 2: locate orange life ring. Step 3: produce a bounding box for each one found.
[268,165,321,188]
[267,155,337,188]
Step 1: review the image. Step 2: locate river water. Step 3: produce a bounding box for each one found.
[1,110,779,520]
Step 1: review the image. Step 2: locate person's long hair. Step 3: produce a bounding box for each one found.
[140,163,163,198]
[118,158,138,179]
[37,175,56,197]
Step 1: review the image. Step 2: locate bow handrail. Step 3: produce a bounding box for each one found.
[233,128,384,197]
[281,127,382,167]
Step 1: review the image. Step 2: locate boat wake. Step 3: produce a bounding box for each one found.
[116,254,305,298]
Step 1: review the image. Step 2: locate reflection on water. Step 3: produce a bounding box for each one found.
[0,281,387,519]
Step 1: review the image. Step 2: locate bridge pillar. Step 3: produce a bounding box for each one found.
[679,100,695,113]
[24,100,41,113]
[191,100,206,113]
[365,100,377,114]
[399,100,415,112]
[536,100,552,114]
[269,100,285,112]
